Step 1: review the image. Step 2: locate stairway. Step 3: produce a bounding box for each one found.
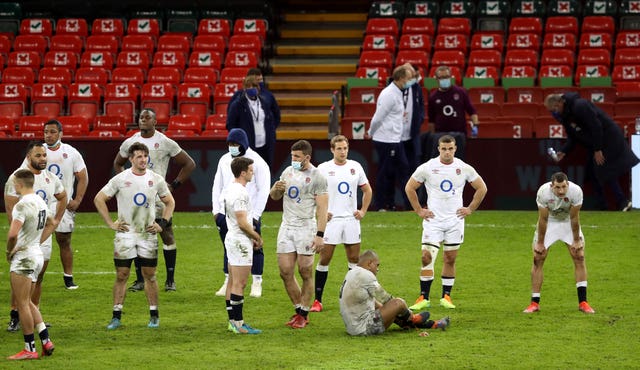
[269,12,367,140]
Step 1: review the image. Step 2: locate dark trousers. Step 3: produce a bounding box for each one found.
[215,213,264,275]
[373,140,410,210]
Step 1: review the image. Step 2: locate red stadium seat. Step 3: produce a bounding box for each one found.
[501,102,544,117]
[502,65,537,79]
[365,18,399,38]
[0,35,10,60]
[614,101,640,117]
[509,17,542,36]
[189,51,223,70]
[434,33,468,55]
[616,82,640,101]
[49,35,83,57]
[94,115,126,134]
[220,67,250,83]
[2,67,36,86]
[31,82,65,119]
[104,83,140,123]
[224,51,259,68]
[0,117,15,136]
[464,66,499,84]
[127,18,160,42]
[80,51,114,70]
[399,34,432,52]
[57,115,90,135]
[468,87,505,105]
[19,115,49,135]
[20,18,53,38]
[147,67,181,88]
[13,35,49,58]
[504,49,538,67]
[615,49,640,66]
[395,50,429,72]
[340,117,372,140]
[44,51,77,70]
[157,34,191,55]
[177,83,211,123]
[121,35,155,56]
[362,35,396,53]
[579,33,613,52]
[581,16,615,35]
[7,51,41,76]
[85,35,119,57]
[535,118,566,138]
[163,129,198,138]
[355,67,389,86]
[55,18,88,38]
[437,17,471,36]
[344,103,376,118]
[193,35,226,55]
[75,67,109,88]
[89,129,123,138]
[116,51,150,74]
[38,67,72,89]
[539,65,573,78]
[0,83,28,123]
[613,65,640,84]
[577,49,610,68]
[184,67,218,90]
[468,50,502,69]
[542,33,576,51]
[197,18,232,38]
[205,113,228,130]
[233,18,268,40]
[476,121,533,138]
[358,50,394,70]
[540,49,574,68]
[228,34,263,58]
[402,18,435,38]
[214,83,241,103]
[578,86,616,103]
[68,82,102,121]
[168,114,202,134]
[111,67,145,88]
[506,87,543,103]
[473,102,501,118]
[616,31,640,49]
[431,50,466,70]
[200,128,228,139]
[152,51,187,71]
[141,82,176,124]
[91,18,124,37]
[544,16,578,35]
[470,34,503,52]
[349,86,384,104]
[506,33,540,51]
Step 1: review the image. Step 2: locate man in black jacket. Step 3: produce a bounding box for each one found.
[544,93,639,210]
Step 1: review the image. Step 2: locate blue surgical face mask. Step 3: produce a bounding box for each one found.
[551,112,562,121]
[45,139,61,149]
[246,88,258,100]
[404,78,417,89]
[228,145,241,157]
[292,160,303,171]
[258,81,265,90]
[438,78,451,89]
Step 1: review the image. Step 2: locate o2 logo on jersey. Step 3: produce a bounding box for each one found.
[442,105,458,118]
[36,189,49,204]
[337,181,353,198]
[440,179,454,194]
[48,164,63,180]
[287,186,301,203]
[147,155,154,169]
[133,192,150,208]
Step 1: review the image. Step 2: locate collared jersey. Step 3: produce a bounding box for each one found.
[279,165,328,227]
[536,181,583,222]
[99,169,170,233]
[119,131,182,178]
[317,159,368,218]
[411,157,479,220]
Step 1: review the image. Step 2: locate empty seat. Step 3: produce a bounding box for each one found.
[437,17,471,36]
[504,49,538,67]
[440,1,476,17]
[50,35,83,56]
[539,65,573,78]
[616,31,640,49]
[220,67,250,83]
[535,118,566,138]
[85,35,119,57]
[20,18,53,37]
[355,67,389,86]
[362,35,396,53]
[583,0,618,16]
[177,82,211,123]
[13,35,47,57]
[369,1,405,18]
[359,50,394,70]
[468,86,505,104]
[581,16,615,34]
[577,49,610,68]
[406,1,440,18]
[470,34,504,51]
[153,51,187,71]
[544,15,579,35]
[168,113,202,134]
[57,115,90,135]
[465,66,499,83]
[468,50,502,68]
[214,82,241,104]
[511,0,546,17]
[0,83,28,123]
[399,34,432,52]
[579,33,613,51]
[197,18,232,38]
[233,18,268,40]
[349,86,384,104]
[31,82,65,119]
[473,102,501,117]
[7,51,41,75]
[104,83,139,123]
[501,102,543,117]
[431,50,466,70]
[402,18,436,38]
[127,18,160,41]
[476,0,511,34]
[94,115,126,134]
[55,18,88,38]
[228,34,263,58]
[615,49,640,66]
[540,49,574,68]
[18,115,49,136]
[193,35,226,55]
[502,65,537,78]
[2,66,36,86]
[38,67,72,89]
[166,9,197,34]
[395,50,429,72]
[509,17,542,36]
[116,51,151,73]
[189,51,223,70]
[121,35,155,56]
[91,18,125,37]
[141,82,176,124]
[68,82,102,121]
[476,121,533,138]
[542,33,576,51]
[44,51,78,70]
[546,0,580,16]
[506,86,543,103]
[205,113,227,130]
[224,51,258,68]
[0,117,15,136]
[111,67,145,88]
[365,18,399,38]
[157,34,191,55]
[434,34,468,54]
[613,65,640,83]
[578,86,616,103]
[75,67,109,88]
[147,67,181,88]
[575,65,610,85]
[506,33,540,51]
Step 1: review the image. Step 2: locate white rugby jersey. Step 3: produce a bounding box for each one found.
[211,149,271,220]
[119,131,182,178]
[411,157,479,220]
[279,165,328,227]
[536,181,583,222]
[317,159,368,218]
[223,181,252,242]
[5,167,64,215]
[12,193,49,253]
[45,143,86,200]
[339,266,393,336]
[99,168,170,233]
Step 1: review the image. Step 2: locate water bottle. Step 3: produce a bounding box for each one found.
[547,147,559,162]
[635,116,640,135]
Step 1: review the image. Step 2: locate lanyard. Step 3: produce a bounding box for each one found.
[402,89,409,110]
[249,99,260,122]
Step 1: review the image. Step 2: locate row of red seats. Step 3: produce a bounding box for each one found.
[340,115,638,140]
[0,33,264,62]
[366,16,621,40]
[0,81,244,124]
[0,113,230,139]
[13,18,268,41]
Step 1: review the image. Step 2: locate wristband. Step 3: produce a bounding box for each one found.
[171,180,181,190]
[316,231,324,237]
